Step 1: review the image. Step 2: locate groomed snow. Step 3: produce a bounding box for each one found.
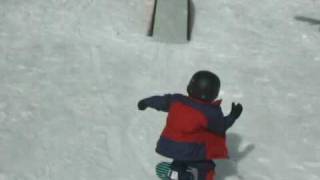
[0,0,320,179]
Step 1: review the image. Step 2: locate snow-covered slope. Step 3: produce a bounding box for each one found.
[1,0,320,179]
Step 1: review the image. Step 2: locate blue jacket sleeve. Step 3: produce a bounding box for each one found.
[207,107,237,135]
[224,114,236,129]
[142,94,172,112]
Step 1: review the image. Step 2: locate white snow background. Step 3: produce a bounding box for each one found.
[1,0,320,180]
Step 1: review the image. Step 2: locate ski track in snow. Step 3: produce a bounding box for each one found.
[1,0,320,180]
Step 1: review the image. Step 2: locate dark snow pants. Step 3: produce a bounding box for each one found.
[171,160,216,180]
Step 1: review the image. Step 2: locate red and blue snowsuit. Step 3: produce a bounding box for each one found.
[142,94,237,180]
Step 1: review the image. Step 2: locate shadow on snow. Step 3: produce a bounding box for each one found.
[215,133,255,180]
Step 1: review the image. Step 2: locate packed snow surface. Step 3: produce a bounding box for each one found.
[1,0,320,180]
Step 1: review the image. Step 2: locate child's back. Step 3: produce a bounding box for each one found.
[138,71,243,180]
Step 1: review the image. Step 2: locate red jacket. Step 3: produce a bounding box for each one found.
[142,94,235,160]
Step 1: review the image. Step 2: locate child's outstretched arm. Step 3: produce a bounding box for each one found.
[137,94,172,112]
[207,102,243,135]
[224,102,243,129]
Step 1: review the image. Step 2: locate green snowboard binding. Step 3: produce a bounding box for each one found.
[156,162,173,180]
[156,162,197,180]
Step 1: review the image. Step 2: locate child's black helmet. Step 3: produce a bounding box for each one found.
[187,71,220,102]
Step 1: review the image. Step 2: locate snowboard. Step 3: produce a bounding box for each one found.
[156,162,198,180]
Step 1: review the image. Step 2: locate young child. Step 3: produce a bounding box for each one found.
[137,70,243,180]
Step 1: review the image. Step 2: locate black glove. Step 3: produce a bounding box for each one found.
[137,100,148,110]
[229,102,243,120]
